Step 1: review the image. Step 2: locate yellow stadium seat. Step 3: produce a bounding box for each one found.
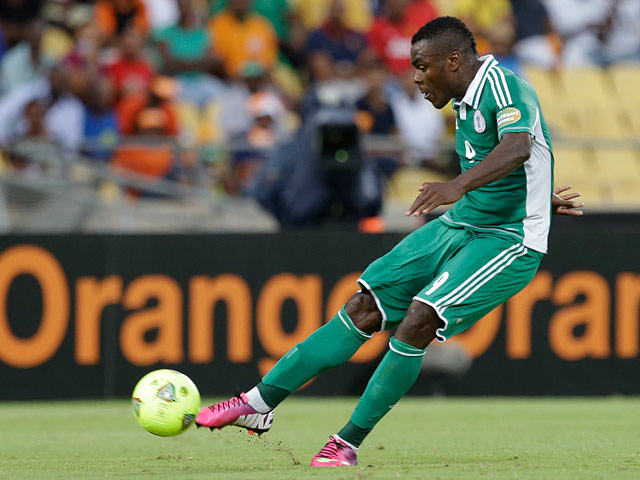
[608,64,640,103]
[556,67,634,138]
[552,146,607,206]
[521,65,575,137]
[592,148,640,186]
[609,183,640,207]
[521,66,564,112]
[386,167,453,204]
[608,65,640,134]
[558,67,611,108]
[553,147,593,186]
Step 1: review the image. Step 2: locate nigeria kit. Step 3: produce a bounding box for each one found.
[360,55,554,341]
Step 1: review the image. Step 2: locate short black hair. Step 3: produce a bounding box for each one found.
[411,16,477,56]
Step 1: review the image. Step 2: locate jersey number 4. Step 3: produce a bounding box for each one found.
[464,140,476,162]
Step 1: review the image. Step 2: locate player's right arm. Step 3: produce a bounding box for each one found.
[406,131,531,216]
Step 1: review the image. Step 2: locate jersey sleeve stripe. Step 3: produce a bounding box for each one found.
[495,67,513,105]
[486,74,504,109]
[488,69,508,107]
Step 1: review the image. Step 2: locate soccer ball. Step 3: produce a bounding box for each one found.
[131,369,201,436]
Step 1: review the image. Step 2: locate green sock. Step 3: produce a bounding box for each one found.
[260,307,371,407]
[339,337,426,447]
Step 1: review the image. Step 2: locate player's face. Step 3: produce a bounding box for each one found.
[410,39,458,109]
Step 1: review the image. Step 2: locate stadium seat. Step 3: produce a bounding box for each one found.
[608,64,640,103]
[521,65,574,137]
[592,148,640,185]
[552,146,606,206]
[553,146,592,186]
[557,67,630,138]
[386,167,452,204]
[608,64,640,134]
[558,67,610,108]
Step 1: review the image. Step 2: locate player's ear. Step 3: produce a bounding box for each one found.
[447,51,462,72]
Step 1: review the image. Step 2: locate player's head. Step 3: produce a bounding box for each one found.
[410,16,478,109]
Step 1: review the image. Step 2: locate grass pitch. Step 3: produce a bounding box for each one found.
[1,397,639,479]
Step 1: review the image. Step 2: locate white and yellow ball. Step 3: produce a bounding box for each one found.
[131,369,201,436]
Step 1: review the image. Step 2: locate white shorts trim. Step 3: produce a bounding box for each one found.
[412,297,450,342]
[357,278,388,331]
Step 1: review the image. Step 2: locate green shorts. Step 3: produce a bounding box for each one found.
[358,217,543,341]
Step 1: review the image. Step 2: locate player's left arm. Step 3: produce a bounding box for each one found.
[406,131,531,216]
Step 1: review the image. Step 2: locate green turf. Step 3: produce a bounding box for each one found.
[1,397,639,479]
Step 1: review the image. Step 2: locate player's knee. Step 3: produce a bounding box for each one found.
[395,300,444,349]
[345,291,382,334]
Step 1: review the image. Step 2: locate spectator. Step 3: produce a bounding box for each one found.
[112,76,179,189]
[93,0,149,43]
[210,0,308,68]
[0,0,44,47]
[23,99,48,140]
[598,0,640,65]
[155,0,226,107]
[219,61,285,139]
[211,0,292,44]
[40,0,93,61]
[107,25,154,103]
[404,0,439,31]
[489,22,521,75]
[82,79,119,162]
[355,61,397,136]
[0,64,84,155]
[355,60,400,178]
[140,0,179,31]
[64,21,109,101]
[543,0,610,66]
[291,0,373,33]
[453,0,514,56]
[208,0,278,78]
[117,75,178,136]
[245,90,293,148]
[509,0,558,69]
[389,67,445,169]
[1,18,55,93]
[367,0,422,76]
[305,0,368,82]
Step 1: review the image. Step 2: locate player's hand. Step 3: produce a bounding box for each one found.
[406,181,465,216]
[552,185,584,216]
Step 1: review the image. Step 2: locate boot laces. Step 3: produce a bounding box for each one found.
[209,395,245,413]
[317,438,344,458]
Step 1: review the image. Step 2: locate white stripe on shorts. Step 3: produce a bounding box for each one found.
[434,244,521,308]
[441,246,528,314]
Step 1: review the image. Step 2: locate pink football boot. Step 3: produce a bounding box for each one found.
[311,435,358,467]
[196,393,274,435]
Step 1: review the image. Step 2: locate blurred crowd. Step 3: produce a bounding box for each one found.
[0,0,638,220]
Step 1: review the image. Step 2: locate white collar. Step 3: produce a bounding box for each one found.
[456,55,497,108]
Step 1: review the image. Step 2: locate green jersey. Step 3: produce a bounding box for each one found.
[442,55,554,254]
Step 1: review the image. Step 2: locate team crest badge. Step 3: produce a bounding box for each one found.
[473,110,486,133]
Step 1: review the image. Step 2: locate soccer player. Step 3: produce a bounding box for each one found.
[196,17,584,466]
